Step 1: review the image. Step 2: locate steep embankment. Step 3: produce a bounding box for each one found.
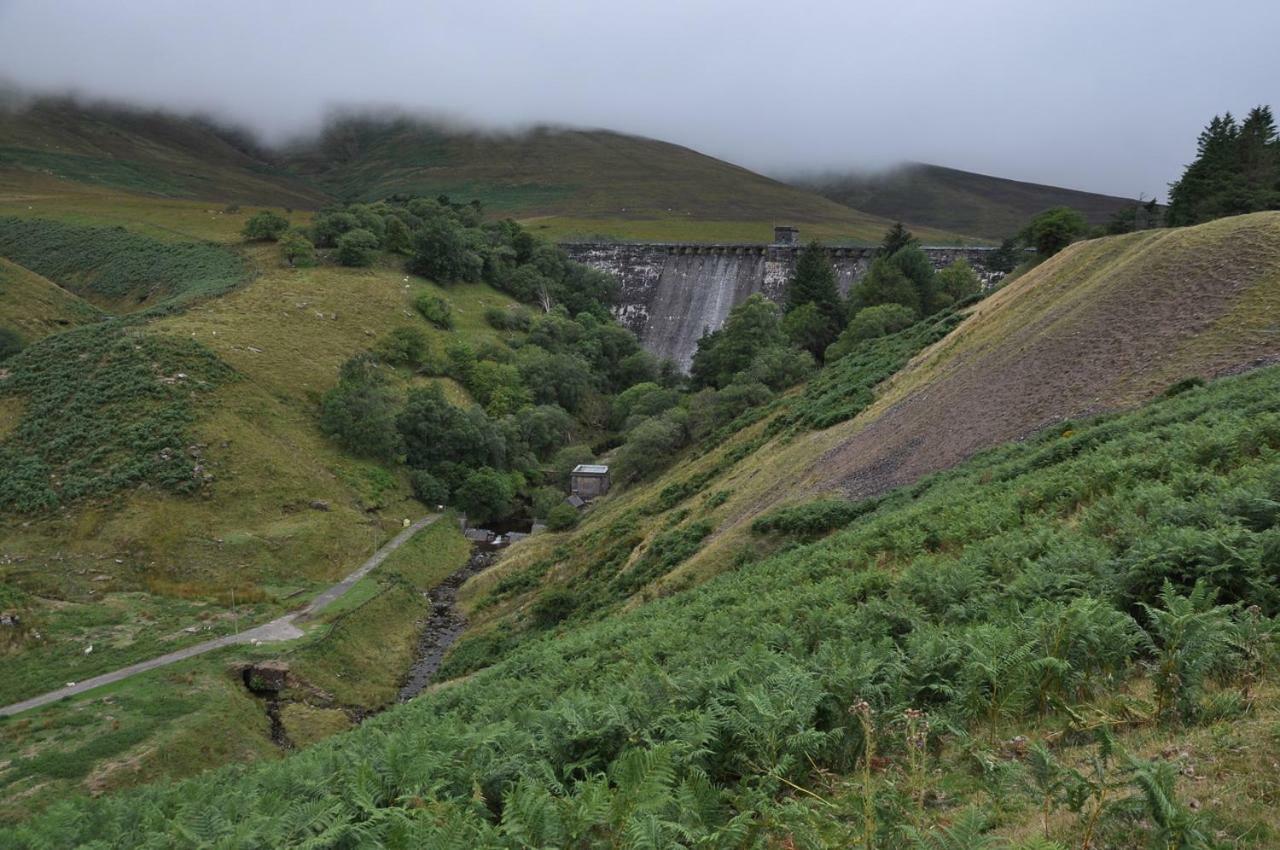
[816,212,1280,499]
[796,161,1135,239]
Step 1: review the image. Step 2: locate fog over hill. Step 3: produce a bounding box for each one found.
[1,1,1278,201]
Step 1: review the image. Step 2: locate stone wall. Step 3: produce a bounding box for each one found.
[563,242,1002,370]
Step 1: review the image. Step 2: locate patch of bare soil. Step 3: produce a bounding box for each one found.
[820,215,1280,499]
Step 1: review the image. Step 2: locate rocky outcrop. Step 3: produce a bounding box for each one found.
[563,242,1002,370]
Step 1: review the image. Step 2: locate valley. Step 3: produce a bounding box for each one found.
[0,83,1278,849]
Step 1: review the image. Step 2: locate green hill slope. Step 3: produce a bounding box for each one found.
[8,344,1280,847]
[0,99,992,244]
[0,257,102,342]
[0,97,327,208]
[477,212,1280,623]
[280,115,972,241]
[280,117,976,244]
[795,161,1136,239]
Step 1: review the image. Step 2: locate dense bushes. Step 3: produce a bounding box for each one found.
[825,303,918,361]
[0,322,233,511]
[0,217,246,311]
[784,307,965,431]
[414,293,453,329]
[318,356,401,461]
[240,210,289,242]
[308,197,618,319]
[304,198,673,522]
[751,497,881,538]
[0,327,22,360]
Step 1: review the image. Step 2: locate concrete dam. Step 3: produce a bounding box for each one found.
[562,236,1002,370]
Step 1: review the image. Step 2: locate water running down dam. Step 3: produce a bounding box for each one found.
[562,242,1003,370]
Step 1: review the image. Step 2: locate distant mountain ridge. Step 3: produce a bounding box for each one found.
[793,161,1136,240]
[0,98,972,243]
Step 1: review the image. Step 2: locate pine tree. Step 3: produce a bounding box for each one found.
[784,241,843,358]
[1167,106,1280,225]
[878,221,917,257]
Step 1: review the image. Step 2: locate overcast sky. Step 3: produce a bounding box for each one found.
[0,0,1276,200]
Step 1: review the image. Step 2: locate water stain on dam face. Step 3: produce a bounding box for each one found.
[563,241,1002,370]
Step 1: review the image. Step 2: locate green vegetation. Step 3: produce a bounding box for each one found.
[240,210,289,241]
[783,241,843,358]
[1021,206,1089,258]
[278,229,316,266]
[1167,105,1280,226]
[414,293,453,329]
[0,321,233,511]
[9,357,1280,847]
[308,196,664,525]
[280,114,970,244]
[787,306,964,430]
[0,217,247,312]
[0,326,21,359]
[797,161,1133,241]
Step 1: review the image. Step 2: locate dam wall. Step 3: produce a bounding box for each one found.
[562,242,1002,370]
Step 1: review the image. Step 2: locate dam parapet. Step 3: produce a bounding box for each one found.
[562,240,1003,370]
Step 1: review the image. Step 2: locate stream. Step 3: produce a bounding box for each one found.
[396,545,498,701]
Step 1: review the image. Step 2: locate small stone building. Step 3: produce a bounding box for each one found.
[773,225,800,245]
[570,464,611,500]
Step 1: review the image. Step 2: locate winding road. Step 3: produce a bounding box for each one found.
[0,514,440,717]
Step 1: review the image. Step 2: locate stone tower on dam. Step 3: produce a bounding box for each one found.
[562,227,1001,370]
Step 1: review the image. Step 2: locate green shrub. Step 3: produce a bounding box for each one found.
[319,356,401,461]
[484,305,532,332]
[0,327,22,361]
[415,294,454,329]
[241,210,289,241]
[406,470,447,507]
[531,589,580,628]
[455,467,517,524]
[335,228,380,267]
[374,326,429,367]
[1164,376,1206,397]
[827,303,919,361]
[546,502,580,531]
[279,229,316,267]
[751,498,880,537]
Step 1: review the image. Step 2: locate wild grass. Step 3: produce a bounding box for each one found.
[0,257,102,343]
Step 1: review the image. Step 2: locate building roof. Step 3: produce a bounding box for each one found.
[572,464,610,475]
[565,495,587,509]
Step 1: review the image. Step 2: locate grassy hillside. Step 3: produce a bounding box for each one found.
[0,257,102,342]
[0,97,327,208]
[282,117,977,245]
[0,183,525,811]
[469,213,1280,639]
[0,99,992,244]
[8,353,1280,847]
[795,162,1135,240]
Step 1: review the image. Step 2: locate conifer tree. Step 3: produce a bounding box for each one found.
[784,240,843,358]
[878,221,917,257]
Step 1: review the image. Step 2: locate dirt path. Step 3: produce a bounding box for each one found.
[0,515,440,717]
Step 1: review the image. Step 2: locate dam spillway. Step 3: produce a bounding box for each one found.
[562,242,1002,370]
